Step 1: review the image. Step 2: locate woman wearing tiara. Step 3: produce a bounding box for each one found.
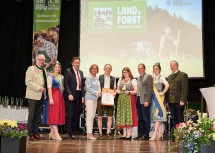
[43,61,65,140]
[149,63,169,141]
[116,67,138,139]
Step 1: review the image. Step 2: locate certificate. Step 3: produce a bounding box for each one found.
[101,88,115,106]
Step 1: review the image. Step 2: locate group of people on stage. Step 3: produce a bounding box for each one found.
[25,54,188,141]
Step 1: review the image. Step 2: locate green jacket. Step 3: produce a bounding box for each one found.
[167,70,188,103]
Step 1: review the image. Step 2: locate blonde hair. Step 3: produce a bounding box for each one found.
[89,64,99,74]
[53,61,62,74]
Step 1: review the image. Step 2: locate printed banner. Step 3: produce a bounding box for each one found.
[88,1,146,33]
[33,0,61,71]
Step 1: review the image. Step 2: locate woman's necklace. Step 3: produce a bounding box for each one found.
[122,78,130,91]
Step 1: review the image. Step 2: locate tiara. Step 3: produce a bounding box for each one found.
[56,61,61,65]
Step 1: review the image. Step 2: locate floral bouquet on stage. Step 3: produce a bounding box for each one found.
[174,112,215,153]
[0,119,27,139]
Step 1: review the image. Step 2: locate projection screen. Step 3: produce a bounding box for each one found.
[80,0,203,78]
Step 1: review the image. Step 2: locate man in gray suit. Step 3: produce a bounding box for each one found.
[135,63,153,140]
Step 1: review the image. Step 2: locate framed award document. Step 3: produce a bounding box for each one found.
[101,88,115,106]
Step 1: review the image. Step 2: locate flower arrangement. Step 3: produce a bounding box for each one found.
[184,108,198,122]
[0,119,27,139]
[174,112,215,153]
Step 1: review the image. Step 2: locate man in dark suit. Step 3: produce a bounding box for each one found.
[135,63,153,140]
[167,60,188,128]
[64,57,85,139]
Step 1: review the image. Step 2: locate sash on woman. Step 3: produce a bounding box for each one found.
[151,84,167,122]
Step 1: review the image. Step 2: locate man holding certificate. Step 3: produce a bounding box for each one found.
[97,64,116,140]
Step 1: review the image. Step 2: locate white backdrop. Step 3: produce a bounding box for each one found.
[200,87,215,120]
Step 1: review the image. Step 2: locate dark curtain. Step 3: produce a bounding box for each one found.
[189,0,215,101]
[0,0,215,106]
[0,0,33,105]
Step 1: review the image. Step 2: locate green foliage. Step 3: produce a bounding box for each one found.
[0,119,27,139]
[174,115,215,153]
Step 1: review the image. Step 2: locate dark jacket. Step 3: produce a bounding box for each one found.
[64,68,84,98]
[167,70,189,103]
[99,74,115,90]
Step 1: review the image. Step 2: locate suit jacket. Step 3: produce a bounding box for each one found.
[25,65,46,100]
[64,67,84,98]
[137,73,153,104]
[85,75,101,101]
[99,74,116,90]
[167,70,188,103]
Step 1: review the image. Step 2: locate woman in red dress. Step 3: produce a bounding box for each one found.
[43,61,65,140]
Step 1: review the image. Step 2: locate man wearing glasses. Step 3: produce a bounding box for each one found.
[25,54,47,141]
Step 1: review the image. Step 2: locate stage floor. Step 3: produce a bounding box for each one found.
[27,134,179,153]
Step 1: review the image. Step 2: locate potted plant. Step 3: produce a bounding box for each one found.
[174,112,215,153]
[0,119,27,153]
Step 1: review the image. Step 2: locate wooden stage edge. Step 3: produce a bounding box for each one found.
[27,134,179,153]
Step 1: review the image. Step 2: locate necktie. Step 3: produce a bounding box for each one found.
[76,70,81,90]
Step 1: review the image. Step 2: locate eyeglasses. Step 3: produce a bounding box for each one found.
[37,59,45,62]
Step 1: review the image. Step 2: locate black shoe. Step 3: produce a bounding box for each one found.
[119,136,126,140]
[132,136,142,140]
[139,136,150,140]
[77,128,83,134]
[73,128,83,134]
[125,136,132,140]
[68,133,76,139]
